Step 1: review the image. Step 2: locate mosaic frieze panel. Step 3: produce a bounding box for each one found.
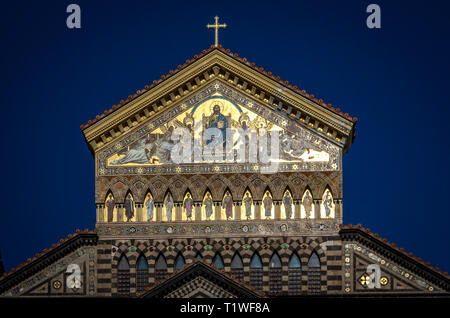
[343,243,438,293]
[97,81,341,176]
[2,247,96,297]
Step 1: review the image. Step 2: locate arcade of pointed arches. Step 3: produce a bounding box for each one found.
[114,249,323,296]
[96,172,341,223]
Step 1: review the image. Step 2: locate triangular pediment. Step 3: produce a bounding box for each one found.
[140,261,262,298]
[82,48,356,158]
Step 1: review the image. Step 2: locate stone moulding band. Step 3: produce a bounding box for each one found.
[96,219,342,237]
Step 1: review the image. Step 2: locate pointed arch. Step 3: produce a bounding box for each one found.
[231,252,244,281]
[117,254,130,296]
[250,252,263,293]
[269,252,282,296]
[202,188,214,221]
[221,187,233,220]
[262,186,274,220]
[308,251,321,294]
[104,191,117,223]
[288,252,301,295]
[163,190,174,222]
[195,252,203,261]
[155,253,168,281]
[301,187,314,219]
[212,253,224,269]
[320,186,335,219]
[174,252,186,270]
[136,254,149,292]
[242,187,254,220]
[281,186,294,219]
[143,190,155,222]
[181,188,195,221]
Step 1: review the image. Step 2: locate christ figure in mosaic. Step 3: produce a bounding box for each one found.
[106,196,115,222]
[206,104,228,147]
[184,193,194,220]
[283,192,293,219]
[124,194,135,222]
[204,193,213,220]
[243,193,252,220]
[145,196,154,221]
[222,193,233,220]
[263,195,273,219]
[303,192,313,219]
[164,193,174,221]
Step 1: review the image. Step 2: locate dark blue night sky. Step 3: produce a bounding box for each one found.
[1,1,449,274]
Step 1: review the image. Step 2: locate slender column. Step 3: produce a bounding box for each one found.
[98,204,104,222]
[139,204,144,222]
[214,201,221,220]
[175,202,182,221]
[155,203,163,221]
[294,200,301,219]
[274,200,282,220]
[254,201,261,220]
[194,202,202,221]
[335,199,343,219]
[96,204,100,223]
[314,200,321,219]
[116,204,122,222]
[234,201,241,220]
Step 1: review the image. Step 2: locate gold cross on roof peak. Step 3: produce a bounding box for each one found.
[207,16,227,47]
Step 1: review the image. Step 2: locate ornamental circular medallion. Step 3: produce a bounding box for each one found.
[204,226,211,233]
[428,286,434,292]
[280,224,288,232]
[345,257,350,263]
[129,227,136,233]
[319,224,325,231]
[242,225,249,233]
[380,276,388,286]
[345,287,351,293]
[166,226,173,234]
[53,280,62,289]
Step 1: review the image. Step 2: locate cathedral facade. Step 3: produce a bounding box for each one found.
[1,46,449,298]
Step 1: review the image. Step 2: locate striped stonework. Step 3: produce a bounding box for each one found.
[99,235,339,296]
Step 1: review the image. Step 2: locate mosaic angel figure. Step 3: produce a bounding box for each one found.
[145,196,154,221]
[184,193,194,220]
[222,193,233,220]
[283,192,293,219]
[204,193,213,220]
[323,191,333,217]
[243,193,252,220]
[106,196,115,222]
[263,195,273,219]
[303,192,313,219]
[164,193,174,221]
[124,194,135,222]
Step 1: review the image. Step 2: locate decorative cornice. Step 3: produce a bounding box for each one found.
[339,224,450,292]
[81,46,357,155]
[81,46,356,130]
[0,230,98,294]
